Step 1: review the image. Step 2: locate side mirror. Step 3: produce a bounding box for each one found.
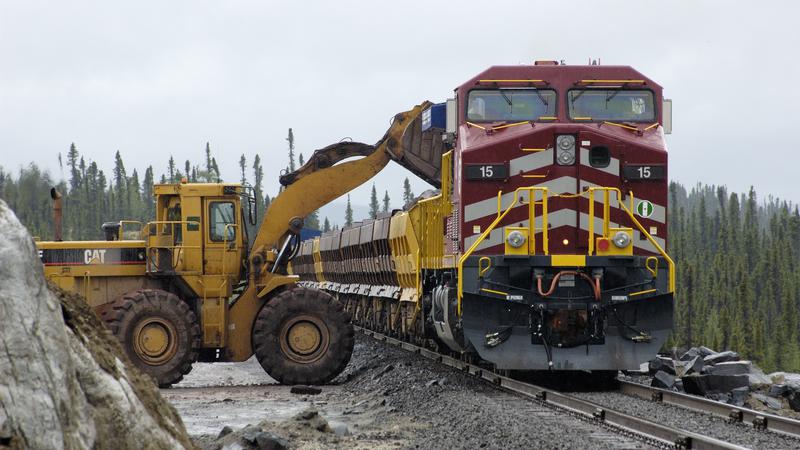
[662,99,672,134]
[444,97,457,145]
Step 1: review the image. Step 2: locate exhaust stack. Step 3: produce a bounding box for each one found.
[50,187,62,241]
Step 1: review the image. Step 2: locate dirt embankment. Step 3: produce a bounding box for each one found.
[0,199,194,450]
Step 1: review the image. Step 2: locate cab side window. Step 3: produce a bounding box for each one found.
[209,202,236,242]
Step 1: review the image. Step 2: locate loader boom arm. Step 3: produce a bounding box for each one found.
[248,101,431,282]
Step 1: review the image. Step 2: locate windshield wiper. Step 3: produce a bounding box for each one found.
[605,89,621,103]
[499,89,512,106]
[532,88,549,106]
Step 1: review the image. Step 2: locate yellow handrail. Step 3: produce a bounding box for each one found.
[586,187,675,292]
[458,186,674,315]
[144,220,202,273]
[457,186,548,315]
[119,220,144,240]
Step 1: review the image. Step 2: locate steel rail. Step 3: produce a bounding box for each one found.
[355,326,747,450]
[619,380,800,438]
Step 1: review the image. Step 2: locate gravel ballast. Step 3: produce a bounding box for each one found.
[343,334,652,449]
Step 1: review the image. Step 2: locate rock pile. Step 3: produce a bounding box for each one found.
[645,345,800,412]
[203,407,344,450]
[0,200,194,449]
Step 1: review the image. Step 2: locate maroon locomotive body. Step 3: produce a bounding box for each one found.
[450,62,673,371]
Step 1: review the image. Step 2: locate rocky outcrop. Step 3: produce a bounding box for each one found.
[0,199,194,449]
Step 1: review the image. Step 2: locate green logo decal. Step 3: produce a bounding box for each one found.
[636,200,654,218]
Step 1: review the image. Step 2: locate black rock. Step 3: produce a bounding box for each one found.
[703,350,740,365]
[679,347,700,362]
[254,431,289,450]
[768,384,789,398]
[752,393,782,410]
[297,408,319,420]
[682,374,749,396]
[217,425,234,439]
[682,356,704,376]
[730,386,748,407]
[788,392,800,412]
[649,356,676,375]
[698,346,717,357]
[290,385,322,395]
[704,361,751,376]
[651,370,675,389]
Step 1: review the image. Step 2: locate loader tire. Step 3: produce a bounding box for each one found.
[253,287,354,385]
[102,289,201,388]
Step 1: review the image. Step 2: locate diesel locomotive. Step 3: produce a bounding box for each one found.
[294,61,674,375]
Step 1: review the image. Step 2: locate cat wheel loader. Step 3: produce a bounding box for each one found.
[37,101,444,387]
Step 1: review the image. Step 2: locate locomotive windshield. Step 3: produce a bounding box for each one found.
[467,89,556,122]
[567,89,655,122]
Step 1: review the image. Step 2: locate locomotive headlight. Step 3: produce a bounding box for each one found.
[556,135,576,165]
[506,230,527,248]
[612,230,632,248]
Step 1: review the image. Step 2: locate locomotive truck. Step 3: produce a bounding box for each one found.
[37,102,443,387]
[293,61,675,378]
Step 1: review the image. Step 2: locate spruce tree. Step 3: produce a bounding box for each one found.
[239,154,247,185]
[252,155,264,226]
[168,156,176,183]
[369,183,379,219]
[211,157,220,182]
[287,128,296,172]
[382,190,390,213]
[143,166,155,218]
[67,143,81,192]
[205,142,213,182]
[323,217,331,232]
[402,177,413,204]
[345,194,353,226]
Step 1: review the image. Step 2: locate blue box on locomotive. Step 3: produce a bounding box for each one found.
[422,103,447,131]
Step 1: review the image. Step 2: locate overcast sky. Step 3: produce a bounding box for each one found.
[2,1,798,225]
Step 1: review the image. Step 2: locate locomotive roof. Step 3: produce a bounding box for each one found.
[457,65,662,92]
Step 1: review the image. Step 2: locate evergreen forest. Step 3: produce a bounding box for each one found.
[1,145,799,372]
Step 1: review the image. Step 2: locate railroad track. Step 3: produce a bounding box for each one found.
[354,325,797,450]
[618,380,800,438]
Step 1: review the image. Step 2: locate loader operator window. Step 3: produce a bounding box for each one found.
[567,89,655,122]
[209,201,236,242]
[467,89,556,122]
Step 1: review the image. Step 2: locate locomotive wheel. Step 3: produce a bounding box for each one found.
[101,289,201,388]
[253,287,354,385]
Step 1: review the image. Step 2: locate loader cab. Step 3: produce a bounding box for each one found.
[149,182,248,302]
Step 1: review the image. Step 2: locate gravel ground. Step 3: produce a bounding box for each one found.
[166,334,654,449]
[574,390,800,450]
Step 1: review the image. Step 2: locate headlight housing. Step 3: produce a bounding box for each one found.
[556,135,576,165]
[612,230,631,248]
[506,230,526,248]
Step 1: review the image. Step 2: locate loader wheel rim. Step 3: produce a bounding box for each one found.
[279,315,330,364]
[133,317,179,365]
